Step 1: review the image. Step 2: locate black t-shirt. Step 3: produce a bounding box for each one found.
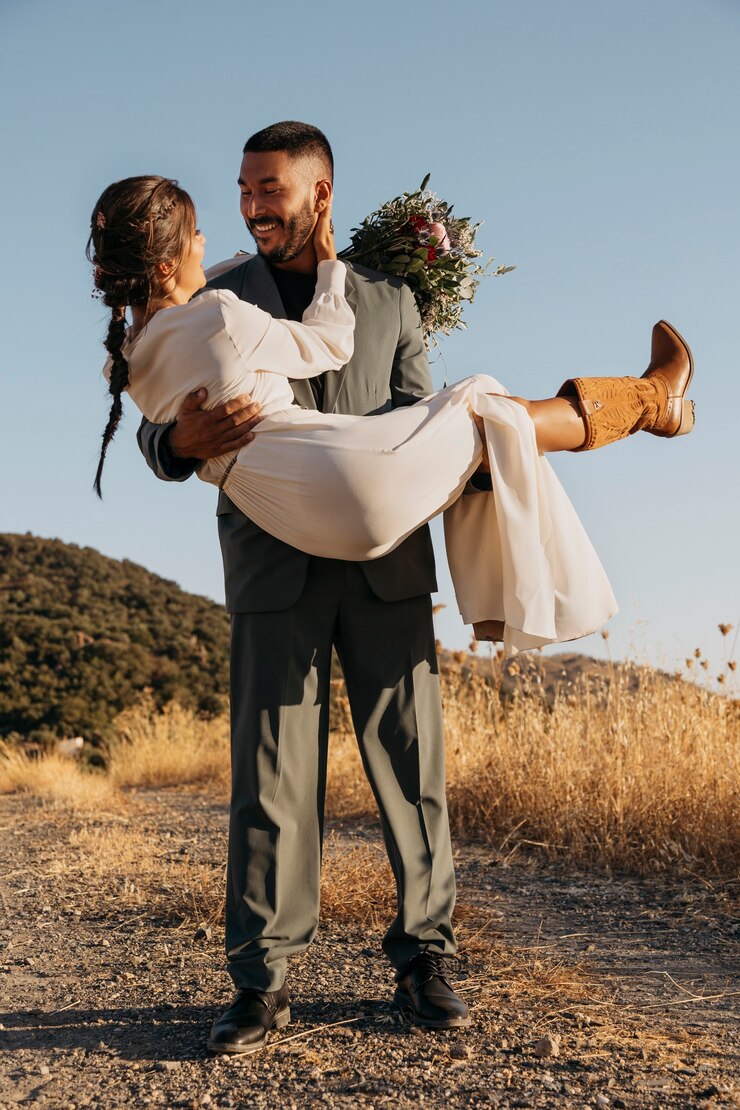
[268,265,326,410]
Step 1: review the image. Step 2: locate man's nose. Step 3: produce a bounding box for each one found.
[245,195,264,219]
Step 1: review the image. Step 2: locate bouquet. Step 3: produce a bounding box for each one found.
[339,174,514,347]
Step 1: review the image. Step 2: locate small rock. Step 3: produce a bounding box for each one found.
[193,926,212,943]
[533,1034,561,1058]
[449,1041,470,1060]
[157,1060,181,1072]
[697,1085,721,1099]
[39,1065,50,1076]
[201,1097,212,1106]
[612,1099,627,1109]
[596,1096,610,1108]
[101,940,110,948]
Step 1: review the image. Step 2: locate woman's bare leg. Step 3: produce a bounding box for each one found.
[473,396,586,462]
[473,319,695,464]
[509,396,586,452]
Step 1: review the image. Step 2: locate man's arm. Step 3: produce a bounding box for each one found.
[390,282,433,406]
[137,389,264,483]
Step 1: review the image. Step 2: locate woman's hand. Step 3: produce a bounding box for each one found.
[313,202,336,263]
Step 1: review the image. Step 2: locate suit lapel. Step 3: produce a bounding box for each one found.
[239,254,286,320]
[322,267,357,414]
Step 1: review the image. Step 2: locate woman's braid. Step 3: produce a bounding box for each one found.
[87,175,196,497]
[93,305,128,499]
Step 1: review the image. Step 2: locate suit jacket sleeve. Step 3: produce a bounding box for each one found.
[136,417,198,482]
[391,282,432,407]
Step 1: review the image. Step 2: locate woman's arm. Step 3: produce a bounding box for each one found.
[221,259,354,380]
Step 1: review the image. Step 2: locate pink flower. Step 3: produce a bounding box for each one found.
[428,221,451,254]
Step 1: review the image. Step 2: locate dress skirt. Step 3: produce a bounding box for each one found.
[201,373,618,656]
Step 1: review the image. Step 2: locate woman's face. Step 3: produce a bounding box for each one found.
[173,225,207,299]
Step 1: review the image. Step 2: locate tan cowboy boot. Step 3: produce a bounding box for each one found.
[557,320,695,451]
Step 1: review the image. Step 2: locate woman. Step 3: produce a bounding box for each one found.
[89,176,694,655]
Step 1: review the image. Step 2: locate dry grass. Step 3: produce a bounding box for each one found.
[328,662,740,876]
[65,822,226,928]
[0,741,117,809]
[2,658,738,876]
[109,696,229,788]
[441,661,740,874]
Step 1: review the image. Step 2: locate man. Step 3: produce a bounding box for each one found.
[138,122,469,1053]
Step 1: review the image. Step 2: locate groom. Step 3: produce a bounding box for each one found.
[137,121,469,1052]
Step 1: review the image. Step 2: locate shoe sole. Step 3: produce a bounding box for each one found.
[206,1005,291,1055]
[393,990,471,1029]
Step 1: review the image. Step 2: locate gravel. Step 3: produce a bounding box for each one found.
[0,789,738,1109]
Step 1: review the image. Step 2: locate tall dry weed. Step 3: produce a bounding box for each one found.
[0,742,116,809]
[440,662,740,874]
[109,696,229,788]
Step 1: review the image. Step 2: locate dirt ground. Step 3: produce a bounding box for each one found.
[1,788,738,1109]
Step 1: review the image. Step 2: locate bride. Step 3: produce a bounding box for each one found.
[89,176,694,655]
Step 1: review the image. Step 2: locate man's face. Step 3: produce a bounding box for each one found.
[239,150,318,264]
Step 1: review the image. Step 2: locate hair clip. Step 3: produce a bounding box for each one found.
[96,211,107,230]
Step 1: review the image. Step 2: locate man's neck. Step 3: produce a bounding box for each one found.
[266,241,318,276]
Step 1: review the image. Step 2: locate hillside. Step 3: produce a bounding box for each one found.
[0,534,656,749]
[0,534,230,745]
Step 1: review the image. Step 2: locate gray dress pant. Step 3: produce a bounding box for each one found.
[226,556,457,991]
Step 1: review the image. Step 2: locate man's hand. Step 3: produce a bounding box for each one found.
[169,389,263,460]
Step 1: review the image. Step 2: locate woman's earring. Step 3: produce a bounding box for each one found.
[330,222,335,233]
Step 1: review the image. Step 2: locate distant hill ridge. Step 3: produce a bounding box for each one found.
[1,534,638,748]
[0,534,230,744]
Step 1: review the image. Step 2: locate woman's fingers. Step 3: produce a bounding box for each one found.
[314,201,336,262]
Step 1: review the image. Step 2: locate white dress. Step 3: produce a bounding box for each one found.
[116,260,617,655]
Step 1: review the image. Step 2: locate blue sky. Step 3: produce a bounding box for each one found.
[1,0,738,674]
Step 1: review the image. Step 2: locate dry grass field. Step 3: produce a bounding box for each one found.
[2,655,739,878]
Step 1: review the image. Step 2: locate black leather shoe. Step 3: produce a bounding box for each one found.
[393,951,470,1029]
[207,985,290,1054]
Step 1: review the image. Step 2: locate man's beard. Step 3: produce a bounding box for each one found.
[247,201,315,263]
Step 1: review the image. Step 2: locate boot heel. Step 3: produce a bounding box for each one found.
[273,1006,291,1030]
[675,398,695,436]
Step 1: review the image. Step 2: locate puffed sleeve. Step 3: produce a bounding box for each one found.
[220,260,355,379]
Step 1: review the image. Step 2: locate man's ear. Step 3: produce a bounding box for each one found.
[314,179,333,212]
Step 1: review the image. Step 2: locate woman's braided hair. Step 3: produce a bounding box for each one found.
[86,175,197,496]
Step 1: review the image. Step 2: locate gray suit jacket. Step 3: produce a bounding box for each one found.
[137,255,438,612]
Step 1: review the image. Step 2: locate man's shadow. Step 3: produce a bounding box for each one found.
[0,998,405,1061]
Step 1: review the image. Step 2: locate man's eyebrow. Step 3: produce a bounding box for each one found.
[237,175,282,186]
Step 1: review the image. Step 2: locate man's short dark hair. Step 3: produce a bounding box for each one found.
[243,121,334,181]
